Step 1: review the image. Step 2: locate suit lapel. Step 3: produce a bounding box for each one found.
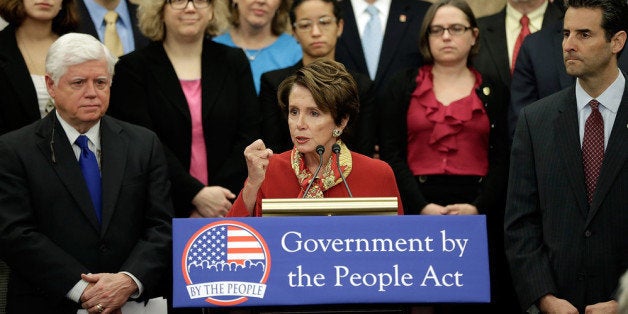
[589,83,628,219]
[201,40,227,122]
[554,89,589,218]
[76,0,99,37]
[147,43,192,121]
[99,116,128,235]
[337,0,368,74]
[37,113,102,230]
[376,0,410,82]
[482,10,511,86]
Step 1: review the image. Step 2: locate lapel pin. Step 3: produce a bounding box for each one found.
[399,14,406,23]
[482,86,490,96]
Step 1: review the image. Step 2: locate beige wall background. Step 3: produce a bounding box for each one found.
[426,0,506,18]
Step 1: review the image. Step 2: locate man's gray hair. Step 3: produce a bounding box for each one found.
[46,33,118,85]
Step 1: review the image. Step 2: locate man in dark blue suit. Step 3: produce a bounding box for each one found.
[510,17,628,138]
[505,0,628,313]
[0,33,172,313]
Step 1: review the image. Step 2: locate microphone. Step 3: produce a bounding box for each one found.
[302,145,325,198]
[332,143,353,197]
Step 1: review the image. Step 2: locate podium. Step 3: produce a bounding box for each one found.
[173,199,490,314]
[256,197,405,314]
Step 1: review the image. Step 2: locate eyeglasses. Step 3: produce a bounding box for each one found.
[428,24,472,36]
[293,16,337,33]
[167,0,211,10]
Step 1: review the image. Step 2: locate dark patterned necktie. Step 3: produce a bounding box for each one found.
[582,99,604,204]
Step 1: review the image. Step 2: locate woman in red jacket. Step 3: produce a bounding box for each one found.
[228,59,402,217]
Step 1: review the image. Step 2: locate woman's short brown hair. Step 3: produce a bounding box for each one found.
[277,59,359,134]
[0,0,79,35]
[418,0,480,66]
[138,0,228,41]
[226,0,292,36]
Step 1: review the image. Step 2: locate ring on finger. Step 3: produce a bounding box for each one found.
[96,303,104,313]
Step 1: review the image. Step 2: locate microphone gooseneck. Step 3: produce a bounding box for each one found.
[302,145,325,198]
[332,143,353,197]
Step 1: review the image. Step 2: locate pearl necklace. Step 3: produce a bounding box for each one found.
[243,48,263,61]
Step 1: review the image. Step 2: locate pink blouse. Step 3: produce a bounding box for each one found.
[180,79,208,185]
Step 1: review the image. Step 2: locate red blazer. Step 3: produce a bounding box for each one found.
[228,150,403,217]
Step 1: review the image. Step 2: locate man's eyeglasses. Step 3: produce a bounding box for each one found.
[293,16,337,33]
[167,0,211,10]
[428,24,472,36]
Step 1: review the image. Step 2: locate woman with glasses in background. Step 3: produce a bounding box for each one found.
[379,0,514,312]
[258,0,376,157]
[108,0,259,223]
[213,0,301,94]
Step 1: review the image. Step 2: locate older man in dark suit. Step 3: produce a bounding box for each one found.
[505,0,628,313]
[0,33,172,313]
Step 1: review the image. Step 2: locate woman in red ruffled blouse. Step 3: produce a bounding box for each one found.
[379,1,513,311]
[380,0,509,218]
[228,59,402,217]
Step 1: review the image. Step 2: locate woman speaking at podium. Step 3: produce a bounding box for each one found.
[227,59,402,217]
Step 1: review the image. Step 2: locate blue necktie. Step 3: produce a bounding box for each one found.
[76,135,102,223]
[362,5,382,80]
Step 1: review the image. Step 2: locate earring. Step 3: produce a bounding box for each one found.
[332,129,342,137]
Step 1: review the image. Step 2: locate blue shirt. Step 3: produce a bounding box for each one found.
[82,0,135,54]
[213,32,302,94]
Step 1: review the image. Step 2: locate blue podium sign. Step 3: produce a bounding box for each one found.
[173,215,489,308]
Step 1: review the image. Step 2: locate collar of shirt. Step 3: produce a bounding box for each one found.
[506,0,548,62]
[575,70,625,147]
[506,1,547,34]
[83,0,134,52]
[351,0,391,36]
[56,111,102,160]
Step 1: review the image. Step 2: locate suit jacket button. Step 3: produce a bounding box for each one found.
[584,230,592,237]
[418,175,427,183]
[99,244,107,252]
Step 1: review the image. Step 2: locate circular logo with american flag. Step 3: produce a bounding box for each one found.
[181,220,271,306]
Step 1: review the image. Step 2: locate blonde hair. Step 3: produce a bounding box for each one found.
[137,0,229,41]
